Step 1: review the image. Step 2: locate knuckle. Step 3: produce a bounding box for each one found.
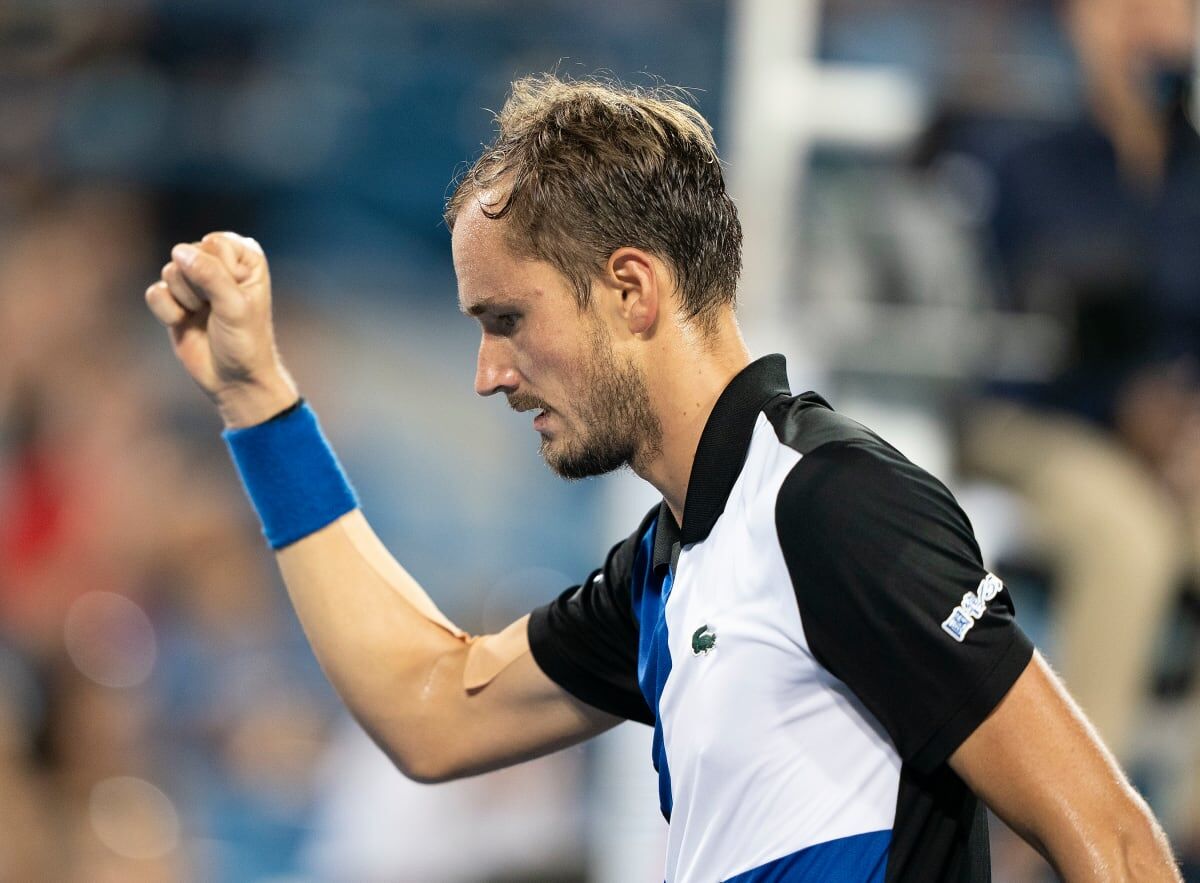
[185,254,212,278]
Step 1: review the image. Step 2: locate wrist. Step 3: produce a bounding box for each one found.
[216,372,300,429]
[223,399,359,549]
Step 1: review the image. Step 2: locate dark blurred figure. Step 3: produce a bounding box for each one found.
[957,0,1200,860]
[0,642,57,879]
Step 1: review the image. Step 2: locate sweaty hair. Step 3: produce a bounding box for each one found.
[444,74,742,332]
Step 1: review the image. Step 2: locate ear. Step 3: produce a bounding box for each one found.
[606,247,659,336]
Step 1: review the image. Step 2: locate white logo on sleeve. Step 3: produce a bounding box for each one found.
[941,573,1005,642]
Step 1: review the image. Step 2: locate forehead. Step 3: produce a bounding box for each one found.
[452,199,510,312]
[452,198,569,316]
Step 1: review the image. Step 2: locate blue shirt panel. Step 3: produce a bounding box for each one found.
[725,830,891,882]
[630,516,675,820]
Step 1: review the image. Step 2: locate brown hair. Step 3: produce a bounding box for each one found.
[445,74,742,331]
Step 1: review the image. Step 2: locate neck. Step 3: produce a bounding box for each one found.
[632,312,751,525]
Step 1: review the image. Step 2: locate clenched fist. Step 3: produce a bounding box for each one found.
[145,232,298,428]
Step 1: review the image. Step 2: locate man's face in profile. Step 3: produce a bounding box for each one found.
[452,199,662,479]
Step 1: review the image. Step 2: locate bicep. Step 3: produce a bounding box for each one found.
[425,614,622,780]
[403,517,653,782]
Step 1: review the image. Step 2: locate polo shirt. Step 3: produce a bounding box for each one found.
[528,354,1034,882]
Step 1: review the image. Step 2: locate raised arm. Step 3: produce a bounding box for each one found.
[273,511,618,781]
[145,232,618,782]
[949,652,1181,881]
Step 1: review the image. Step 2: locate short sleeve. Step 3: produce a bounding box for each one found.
[776,441,1034,772]
[527,510,656,725]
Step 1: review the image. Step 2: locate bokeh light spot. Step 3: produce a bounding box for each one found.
[88,776,180,861]
[63,591,157,688]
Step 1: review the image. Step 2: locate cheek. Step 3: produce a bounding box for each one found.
[523,330,591,399]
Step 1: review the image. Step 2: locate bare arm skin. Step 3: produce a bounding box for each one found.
[145,233,617,782]
[950,651,1181,881]
[274,511,618,782]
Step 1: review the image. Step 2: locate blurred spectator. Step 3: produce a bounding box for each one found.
[956,0,1200,847]
[0,190,167,654]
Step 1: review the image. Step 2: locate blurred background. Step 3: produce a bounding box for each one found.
[0,0,1198,880]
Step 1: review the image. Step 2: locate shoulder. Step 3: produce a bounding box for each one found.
[763,391,883,455]
[767,401,984,597]
[765,394,966,536]
[781,439,964,525]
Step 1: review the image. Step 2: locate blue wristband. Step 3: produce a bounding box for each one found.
[223,400,359,549]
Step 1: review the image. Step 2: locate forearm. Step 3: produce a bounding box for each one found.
[216,389,474,769]
[275,510,472,778]
[1034,790,1180,882]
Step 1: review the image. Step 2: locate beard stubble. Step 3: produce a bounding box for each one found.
[535,322,663,480]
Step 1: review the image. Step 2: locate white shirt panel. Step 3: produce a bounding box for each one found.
[659,415,901,882]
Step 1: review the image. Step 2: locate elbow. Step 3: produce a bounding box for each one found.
[1113,788,1181,881]
[1048,797,1181,882]
[392,752,459,785]
[340,645,476,785]
[363,697,472,785]
[369,726,464,785]
[387,737,478,785]
[1115,824,1181,882]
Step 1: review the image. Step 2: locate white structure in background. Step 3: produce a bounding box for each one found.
[593,4,925,881]
[724,0,923,362]
[301,719,586,883]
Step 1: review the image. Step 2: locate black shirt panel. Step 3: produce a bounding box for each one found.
[765,390,883,453]
[527,505,657,726]
[774,439,1032,771]
[887,767,991,883]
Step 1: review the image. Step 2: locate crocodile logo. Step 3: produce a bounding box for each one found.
[691,624,717,656]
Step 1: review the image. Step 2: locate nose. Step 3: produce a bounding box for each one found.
[474,334,520,397]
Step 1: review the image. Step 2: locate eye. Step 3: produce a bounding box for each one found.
[496,313,520,333]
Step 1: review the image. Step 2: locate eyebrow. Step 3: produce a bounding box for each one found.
[461,297,511,317]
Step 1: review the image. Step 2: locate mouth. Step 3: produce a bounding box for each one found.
[506,392,557,434]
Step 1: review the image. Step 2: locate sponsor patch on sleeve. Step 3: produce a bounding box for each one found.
[941,573,1005,642]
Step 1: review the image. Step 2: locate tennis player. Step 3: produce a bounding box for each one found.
[145,76,1180,881]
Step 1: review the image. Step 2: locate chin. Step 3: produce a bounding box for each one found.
[540,438,633,481]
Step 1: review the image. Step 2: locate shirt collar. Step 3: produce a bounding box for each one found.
[651,353,791,573]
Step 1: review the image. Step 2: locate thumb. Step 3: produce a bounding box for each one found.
[171,243,250,320]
